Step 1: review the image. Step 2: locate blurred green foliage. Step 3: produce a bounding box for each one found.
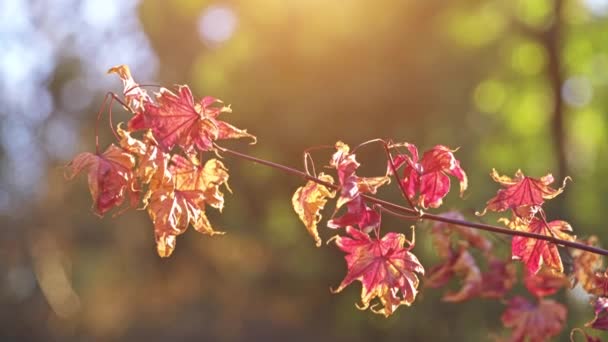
[2,0,608,340]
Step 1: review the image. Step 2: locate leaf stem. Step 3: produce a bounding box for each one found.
[215,145,608,257]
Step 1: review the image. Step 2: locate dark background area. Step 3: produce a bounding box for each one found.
[1,0,608,340]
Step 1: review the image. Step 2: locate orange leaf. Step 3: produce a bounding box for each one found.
[292,173,336,247]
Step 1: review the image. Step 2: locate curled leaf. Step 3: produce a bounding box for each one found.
[328,141,389,231]
[572,236,606,295]
[332,226,424,317]
[145,154,229,257]
[66,145,138,216]
[586,297,608,331]
[390,144,467,209]
[425,245,482,302]
[524,267,569,298]
[501,296,567,342]
[108,64,151,112]
[292,173,336,247]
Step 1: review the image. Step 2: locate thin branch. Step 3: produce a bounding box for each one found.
[216,145,608,257]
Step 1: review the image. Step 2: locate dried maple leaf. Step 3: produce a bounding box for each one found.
[66,144,138,216]
[501,296,567,342]
[331,226,424,317]
[144,154,229,257]
[128,86,255,152]
[431,211,493,257]
[117,125,170,186]
[107,64,151,112]
[390,143,467,208]
[327,141,389,231]
[327,196,380,232]
[292,173,336,247]
[572,236,606,295]
[500,216,574,274]
[479,258,516,299]
[425,244,482,302]
[524,267,568,298]
[478,169,569,220]
[586,297,608,331]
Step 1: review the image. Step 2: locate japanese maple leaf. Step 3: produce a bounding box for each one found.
[128,85,255,152]
[479,258,516,299]
[430,211,493,258]
[327,196,380,232]
[572,236,608,296]
[327,141,389,230]
[425,245,482,302]
[66,144,138,217]
[292,173,336,247]
[117,125,170,186]
[144,154,229,257]
[501,296,567,342]
[500,216,574,274]
[524,267,568,298]
[586,297,608,331]
[478,169,569,220]
[107,64,151,112]
[390,143,467,208]
[331,226,424,317]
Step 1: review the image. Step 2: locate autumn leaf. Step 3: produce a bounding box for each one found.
[500,216,574,274]
[66,144,138,216]
[117,125,170,186]
[327,141,389,230]
[425,245,482,302]
[108,64,151,112]
[327,196,380,232]
[331,226,424,316]
[389,143,467,208]
[501,296,567,342]
[586,297,608,331]
[479,258,516,299]
[430,211,493,258]
[572,236,607,296]
[292,173,336,247]
[144,154,229,257]
[478,169,569,220]
[128,85,255,152]
[524,267,568,298]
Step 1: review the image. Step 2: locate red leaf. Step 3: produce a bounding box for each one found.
[390,144,467,208]
[586,297,608,331]
[128,86,255,152]
[479,258,516,299]
[501,296,567,342]
[425,245,482,302]
[66,145,138,216]
[328,142,389,231]
[479,169,568,220]
[331,226,424,316]
[501,216,574,274]
[524,267,568,298]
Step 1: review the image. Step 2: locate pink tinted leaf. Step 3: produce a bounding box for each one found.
[332,226,424,317]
